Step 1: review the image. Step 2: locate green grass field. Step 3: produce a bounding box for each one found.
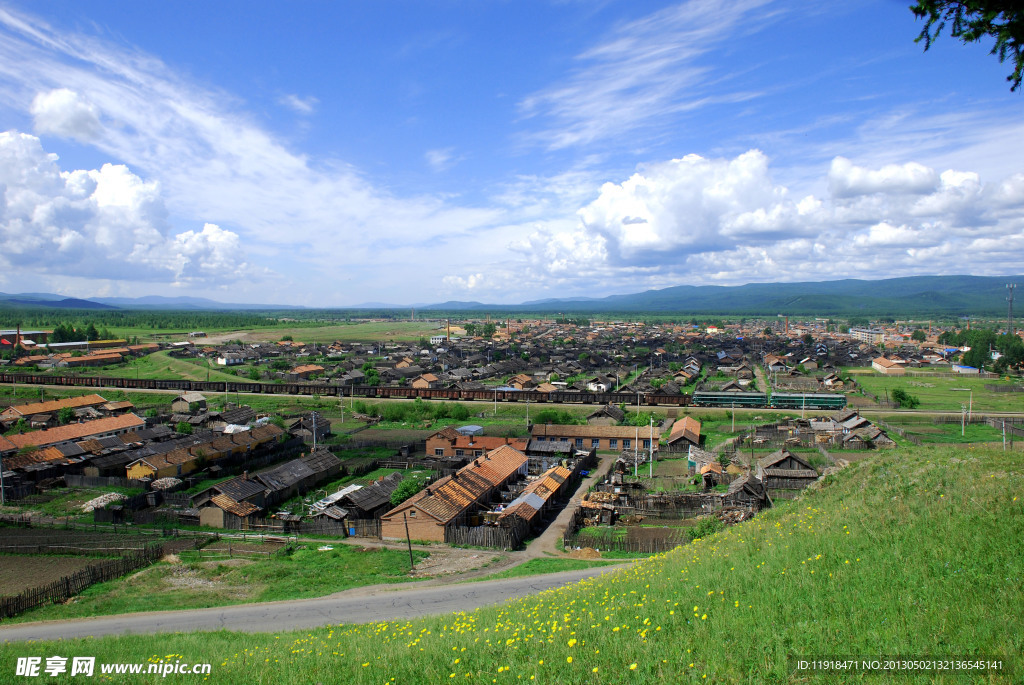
[4,442,1020,683]
[849,372,1024,413]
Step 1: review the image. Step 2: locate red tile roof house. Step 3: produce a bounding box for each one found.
[0,394,108,427]
[1,414,145,455]
[424,427,528,459]
[664,416,702,452]
[411,373,440,389]
[871,356,905,375]
[380,445,528,542]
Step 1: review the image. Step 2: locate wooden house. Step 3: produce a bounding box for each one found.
[756,448,818,493]
[380,445,528,542]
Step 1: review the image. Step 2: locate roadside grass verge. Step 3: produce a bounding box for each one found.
[471,558,624,582]
[3,543,427,624]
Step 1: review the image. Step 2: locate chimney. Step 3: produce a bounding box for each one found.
[243,470,248,480]
[425,486,431,495]
[474,459,480,467]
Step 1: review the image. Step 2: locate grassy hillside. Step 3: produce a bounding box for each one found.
[2,444,1020,683]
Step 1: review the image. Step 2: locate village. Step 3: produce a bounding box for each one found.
[0,313,1020,620]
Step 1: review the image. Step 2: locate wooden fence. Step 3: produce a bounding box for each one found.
[985,384,1024,393]
[445,521,526,550]
[876,421,922,446]
[220,514,370,538]
[562,525,691,554]
[64,475,149,489]
[0,543,166,619]
[986,418,1024,439]
[0,483,39,501]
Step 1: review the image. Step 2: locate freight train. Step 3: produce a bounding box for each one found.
[0,373,845,409]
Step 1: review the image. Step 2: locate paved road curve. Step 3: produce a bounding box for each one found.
[0,566,624,643]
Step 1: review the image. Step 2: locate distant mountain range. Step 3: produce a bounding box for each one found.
[0,293,303,311]
[0,275,1019,316]
[424,275,1023,317]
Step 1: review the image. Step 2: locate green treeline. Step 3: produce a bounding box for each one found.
[938,328,1024,373]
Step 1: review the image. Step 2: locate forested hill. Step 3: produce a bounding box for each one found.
[427,275,1023,317]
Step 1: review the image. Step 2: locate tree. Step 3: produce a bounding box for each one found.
[58,407,75,425]
[390,479,425,507]
[802,333,814,345]
[482,323,497,338]
[175,421,193,435]
[464,323,477,336]
[912,1,1024,90]
[891,388,921,408]
[912,329,927,342]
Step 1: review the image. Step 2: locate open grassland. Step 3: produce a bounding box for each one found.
[191,321,445,344]
[69,351,246,384]
[850,373,1024,413]
[3,543,428,624]
[3,443,1020,683]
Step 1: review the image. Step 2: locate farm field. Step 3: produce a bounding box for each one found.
[3,542,429,624]
[66,350,245,384]
[849,372,1024,413]
[195,321,446,344]
[0,555,107,596]
[1,487,144,520]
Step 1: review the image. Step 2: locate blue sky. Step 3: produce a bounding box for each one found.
[0,0,1022,306]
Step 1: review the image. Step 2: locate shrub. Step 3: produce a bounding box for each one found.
[390,478,424,507]
[891,388,921,409]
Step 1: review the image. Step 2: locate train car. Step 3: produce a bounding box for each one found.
[768,392,847,410]
[692,391,767,408]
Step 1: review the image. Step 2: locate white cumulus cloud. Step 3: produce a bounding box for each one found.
[30,88,103,141]
[0,130,249,285]
[576,150,818,263]
[828,156,939,198]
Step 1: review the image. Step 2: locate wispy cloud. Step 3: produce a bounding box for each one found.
[0,7,505,301]
[425,147,459,172]
[278,93,319,115]
[518,0,776,150]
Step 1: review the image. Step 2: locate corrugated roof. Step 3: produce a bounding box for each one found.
[6,414,145,450]
[0,394,107,418]
[257,459,315,491]
[209,494,261,517]
[531,424,662,440]
[387,446,528,524]
[214,476,266,501]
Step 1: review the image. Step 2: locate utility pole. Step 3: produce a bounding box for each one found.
[649,416,654,478]
[1008,284,1016,337]
[403,513,415,572]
